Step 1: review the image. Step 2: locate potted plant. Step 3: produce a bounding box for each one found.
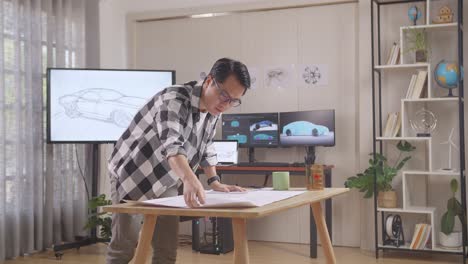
[440,179,465,248]
[405,28,429,63]
[345,141,415,208]
[84,194,113,240]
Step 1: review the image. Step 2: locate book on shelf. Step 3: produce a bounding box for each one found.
[386,42,400,65]
[383,112,401,137]
[410,70,428,99]
[392,45,400,65]
[405,74,417,99]
[410,223,432,250]
[386,43,396,65]
[392,112,401,137]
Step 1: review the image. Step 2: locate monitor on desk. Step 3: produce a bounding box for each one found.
[213,140,238,165]
[221,112,279,147]
[279,109,335,147]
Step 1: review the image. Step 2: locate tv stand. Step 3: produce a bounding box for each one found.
[52,144,103,259]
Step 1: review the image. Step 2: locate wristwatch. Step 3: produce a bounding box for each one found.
[207,175,221,186]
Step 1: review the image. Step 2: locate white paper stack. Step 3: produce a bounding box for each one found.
[128,189,306,208]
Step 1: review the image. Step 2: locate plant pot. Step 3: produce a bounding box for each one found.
[377,191,397,208]
[439,231,462,248]
[415,50,427,63]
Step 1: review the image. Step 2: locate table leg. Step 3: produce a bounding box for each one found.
[311,202,336,264]
[232,218,249,264]
[134,214,158,264]
[310,207,317,258]
[325,168,332,240]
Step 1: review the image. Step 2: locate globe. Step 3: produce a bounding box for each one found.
[408,6,422,25]
[434,60,462,96]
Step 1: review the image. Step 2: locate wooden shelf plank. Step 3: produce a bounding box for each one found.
[402,98,459,102]
[377,206,435,214]
[401,23,458,31]
[376,137,431,141]
[378,244,463,253]
[374,63,429,71]
[403,170,460,176]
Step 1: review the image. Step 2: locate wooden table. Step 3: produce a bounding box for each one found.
[103,188,349,264]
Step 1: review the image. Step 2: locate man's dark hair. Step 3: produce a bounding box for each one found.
[209,58,251,95]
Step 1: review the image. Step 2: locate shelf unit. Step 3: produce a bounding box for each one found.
[371,0,466,262]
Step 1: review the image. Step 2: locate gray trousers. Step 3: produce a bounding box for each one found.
[106,177,179,264]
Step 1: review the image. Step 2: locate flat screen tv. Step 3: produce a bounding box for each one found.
[279,110,335,147]
[47,68,175,143]
[221,112,279,147]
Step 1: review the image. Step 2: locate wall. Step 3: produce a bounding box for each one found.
[98,0,468,251]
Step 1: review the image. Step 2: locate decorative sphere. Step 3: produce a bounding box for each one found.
[410,108,437,135]
[408,6,422,23]
[434,60,461,89]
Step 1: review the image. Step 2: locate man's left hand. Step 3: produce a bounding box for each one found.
[210,181,246,192]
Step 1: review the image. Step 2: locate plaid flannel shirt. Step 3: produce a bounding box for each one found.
[108,83,219,202]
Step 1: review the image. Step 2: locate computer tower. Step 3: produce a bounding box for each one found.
[192,217,233,254]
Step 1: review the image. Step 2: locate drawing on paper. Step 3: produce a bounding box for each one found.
[264,65,295,89]
[58,88,146,128]
[299,64,328,87]
[302,66,322,84]
[266,68,286,87]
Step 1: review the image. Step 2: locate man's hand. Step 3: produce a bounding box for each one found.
[182,177,206,208]
[167,155,206,208]
[210,181,246,192]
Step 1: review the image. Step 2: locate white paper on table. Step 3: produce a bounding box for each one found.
[130,189,306,209]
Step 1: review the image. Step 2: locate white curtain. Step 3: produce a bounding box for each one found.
[0,0,88,260]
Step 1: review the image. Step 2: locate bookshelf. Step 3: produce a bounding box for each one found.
[371,0,466,261]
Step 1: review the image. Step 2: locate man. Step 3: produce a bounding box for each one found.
[106,58,251,264]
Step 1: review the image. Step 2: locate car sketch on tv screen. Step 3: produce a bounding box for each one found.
[58,88,146,128]
[48,69,174,142]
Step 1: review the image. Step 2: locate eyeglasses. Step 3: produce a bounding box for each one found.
[212,79,242,107]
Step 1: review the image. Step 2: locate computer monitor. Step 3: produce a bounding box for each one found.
[279,109,335,147]
[213,140,238,165]
[221,112,279,147]
[47,68,175,143]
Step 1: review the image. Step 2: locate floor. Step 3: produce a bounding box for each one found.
[4,241,462,264]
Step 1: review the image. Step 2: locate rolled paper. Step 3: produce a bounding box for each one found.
[272,171,290,190]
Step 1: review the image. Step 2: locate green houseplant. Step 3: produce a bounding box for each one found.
[84,194,112,240]
[405,28,429,63]
[440,179,465,248]
[345,141,415,207]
